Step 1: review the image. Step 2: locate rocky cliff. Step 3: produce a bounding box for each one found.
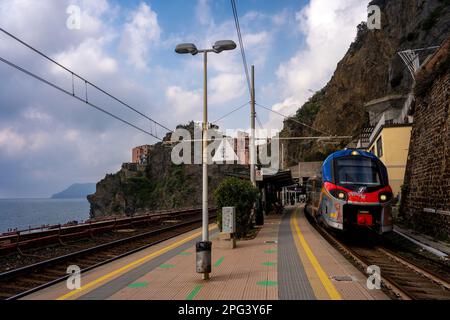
[280,0,450,166]
[88,123,247,218]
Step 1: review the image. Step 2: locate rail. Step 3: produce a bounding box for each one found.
[0,207,216,255]
[0,212,217,300]
[310,218,450,300]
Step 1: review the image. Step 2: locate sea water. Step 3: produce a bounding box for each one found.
[0,198,90,233]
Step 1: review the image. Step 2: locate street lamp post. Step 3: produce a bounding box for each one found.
[175,40,236,280]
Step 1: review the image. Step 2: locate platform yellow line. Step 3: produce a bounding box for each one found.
[57,226,217,300]
[291,211,342,300]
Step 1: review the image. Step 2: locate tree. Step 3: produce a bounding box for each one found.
[214,178,258,238]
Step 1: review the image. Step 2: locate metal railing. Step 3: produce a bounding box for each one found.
[0,207,215,254]
[369,113,386,144]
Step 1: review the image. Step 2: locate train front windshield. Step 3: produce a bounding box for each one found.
[334,157,382,189]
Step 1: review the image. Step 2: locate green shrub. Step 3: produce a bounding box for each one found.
[214,178,258,238]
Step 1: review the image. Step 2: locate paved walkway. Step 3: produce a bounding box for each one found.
[24,206,387,300]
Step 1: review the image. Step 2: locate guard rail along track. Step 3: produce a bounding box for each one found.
[0,208,216,300]
[0,207,213,255]
[311,217,450,300]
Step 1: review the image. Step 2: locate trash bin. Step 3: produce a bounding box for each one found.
[196,241,212,274]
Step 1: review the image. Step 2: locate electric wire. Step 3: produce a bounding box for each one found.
[0,55,161,140]
[231,0,252,97]
[212,101,250,124]
[255,102,333,136]
[0,27,172,134]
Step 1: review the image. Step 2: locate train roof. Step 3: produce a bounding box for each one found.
[324,149,379,163]
[322,149,381,182]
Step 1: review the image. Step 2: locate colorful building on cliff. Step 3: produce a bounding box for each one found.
[132,145,153,164]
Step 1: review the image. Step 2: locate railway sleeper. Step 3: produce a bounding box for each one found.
[24,273,60,282]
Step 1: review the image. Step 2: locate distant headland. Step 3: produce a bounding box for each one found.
[51,183,96,199]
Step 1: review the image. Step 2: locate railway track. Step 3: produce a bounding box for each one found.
[0,215,214,300]
[0,208,212,255]
[309,216,450,300]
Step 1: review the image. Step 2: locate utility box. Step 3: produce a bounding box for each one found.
[222,207,236,234]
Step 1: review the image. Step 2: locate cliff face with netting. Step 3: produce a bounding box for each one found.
[400,37,450,239]
[280,0,450,166]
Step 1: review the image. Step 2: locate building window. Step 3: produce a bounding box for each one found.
[376,137,383,158]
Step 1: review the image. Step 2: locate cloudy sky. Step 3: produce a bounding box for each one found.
[0,0,369,198]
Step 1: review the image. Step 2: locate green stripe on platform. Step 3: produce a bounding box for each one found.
[214,257,225,267]
[186,285,203,300]
[264,249,277,254]
[257,281,278,287]
[261,261,277,267]
[178,251,192,256]
[127,282,149,288]
[159,264,175,269]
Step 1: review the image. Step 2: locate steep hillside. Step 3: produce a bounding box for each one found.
[280,0,450,166]
[88,123,247,218]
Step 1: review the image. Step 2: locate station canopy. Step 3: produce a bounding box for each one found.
[260,170,294,189]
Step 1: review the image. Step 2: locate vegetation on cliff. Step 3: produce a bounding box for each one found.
[88,122,249,218]
[415,51,450,98]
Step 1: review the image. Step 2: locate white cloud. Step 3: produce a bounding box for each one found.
[0,0,371,197]
[0,0,113,56]
[76,0,111,35]
[64,129,80,142]
[0,0,162,197]
[165,86,202,122]
[196,0,213,27]
[120,2,161,70]
[52,37,118,77]
[210,73,246,105]
[243,31,271,66]
[266,0,368,130]
[167,10,274,118]
[271,9,290,27]
[22,107,52,122]
[28,131,52,151]
[0,128,26,156]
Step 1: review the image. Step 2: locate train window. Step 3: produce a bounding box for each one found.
[376,137,383,157]
[334,157,381,187]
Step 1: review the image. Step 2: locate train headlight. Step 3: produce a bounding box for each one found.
[327,187,348,201]
[351,151,359,156]
[379,192,392,203]
[325,182,348,201]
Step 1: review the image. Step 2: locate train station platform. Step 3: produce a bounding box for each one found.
[23,206,387,300]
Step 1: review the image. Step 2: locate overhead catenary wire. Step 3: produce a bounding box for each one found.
[255,102,334,137]
[0,27,172,134]
[212,101,249,124]
[255,113,264,130]
[231,0,252,97]
[0,55,161,140]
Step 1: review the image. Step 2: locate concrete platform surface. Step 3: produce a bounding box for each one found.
[23,206,388,300]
